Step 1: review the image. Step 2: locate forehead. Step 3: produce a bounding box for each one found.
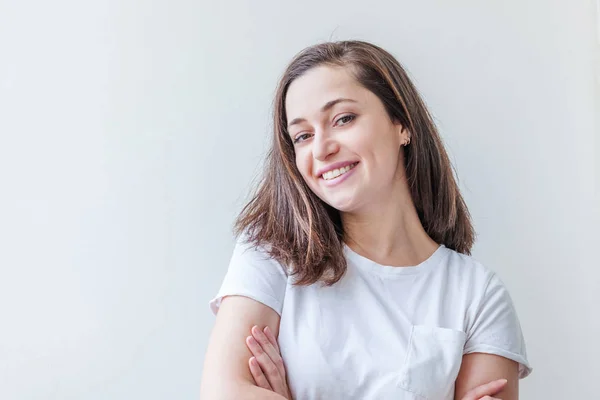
[285,65,366,118]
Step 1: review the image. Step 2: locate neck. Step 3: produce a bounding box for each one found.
[340,177,438,267]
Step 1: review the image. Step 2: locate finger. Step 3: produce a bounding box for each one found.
[252,326,282,361]
[251,326,286,379]
[462,379,507,400]
[248,357,272,390]
[263,326,280,353]
[246,336,286,395]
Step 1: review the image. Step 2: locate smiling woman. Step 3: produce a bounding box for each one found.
[200,40,532,400]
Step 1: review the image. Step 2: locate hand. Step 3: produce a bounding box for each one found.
[460,378,508,400]
[245,325,292,400]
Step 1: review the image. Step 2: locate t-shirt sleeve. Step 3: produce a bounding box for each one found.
[464,272,533,379]
[209,236,288,317]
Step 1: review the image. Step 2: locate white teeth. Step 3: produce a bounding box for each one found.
[322,163,357,180]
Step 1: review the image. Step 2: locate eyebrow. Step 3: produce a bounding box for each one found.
[287,98,358,129]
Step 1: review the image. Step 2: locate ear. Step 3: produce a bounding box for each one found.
[397,125,411,146]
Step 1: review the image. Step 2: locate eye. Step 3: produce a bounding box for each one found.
[293,132,313,144]
[334,114,356,126]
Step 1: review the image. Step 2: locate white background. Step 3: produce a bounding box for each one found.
[0,0,598,399]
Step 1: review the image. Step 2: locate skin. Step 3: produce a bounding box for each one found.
[246,325,517,400]
[285,64,439,268]
[200,65,520,399]
[200,297,286,400]
[275,65,518,398]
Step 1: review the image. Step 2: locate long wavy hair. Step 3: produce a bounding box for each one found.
[234,40,475,286]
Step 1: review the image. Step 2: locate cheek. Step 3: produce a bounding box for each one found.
[358,127,401,177]
[295,150,313,182]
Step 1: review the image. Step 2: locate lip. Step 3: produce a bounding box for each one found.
[320,162,359,187]
[315,161,360,178]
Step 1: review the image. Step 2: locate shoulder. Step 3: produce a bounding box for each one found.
[441,247,497,292]
[436,246,514,321]
[209,234,290,317]
[230,233,290,278]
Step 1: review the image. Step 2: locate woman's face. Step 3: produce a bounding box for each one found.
[285,65,409,212]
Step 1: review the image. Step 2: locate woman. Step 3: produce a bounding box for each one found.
[200,40,532,400]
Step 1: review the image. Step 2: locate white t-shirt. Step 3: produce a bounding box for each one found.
[209,237,532,400]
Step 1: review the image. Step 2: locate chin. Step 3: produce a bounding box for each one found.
[307,179,364,213]
[321,193,360,213]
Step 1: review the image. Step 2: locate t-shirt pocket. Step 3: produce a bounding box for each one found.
[397,325,466,399]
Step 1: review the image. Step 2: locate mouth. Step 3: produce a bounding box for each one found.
[321,162,359,181]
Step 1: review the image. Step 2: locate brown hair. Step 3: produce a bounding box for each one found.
[234,40,475,286]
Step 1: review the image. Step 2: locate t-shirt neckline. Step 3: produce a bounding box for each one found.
[342,243,448,276]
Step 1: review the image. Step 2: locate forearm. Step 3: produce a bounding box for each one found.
[200,381,288,400]
[232,384,288,400]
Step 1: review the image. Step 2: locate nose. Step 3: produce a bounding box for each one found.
[312,132,340,162]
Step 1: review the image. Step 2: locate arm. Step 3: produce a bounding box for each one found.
[200,295,286,400]
[454,353,519,400]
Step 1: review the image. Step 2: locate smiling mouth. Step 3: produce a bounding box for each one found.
[321,162,358,181]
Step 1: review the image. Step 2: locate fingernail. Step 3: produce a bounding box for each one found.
[264,326,270,334]
[498,379,507,384]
